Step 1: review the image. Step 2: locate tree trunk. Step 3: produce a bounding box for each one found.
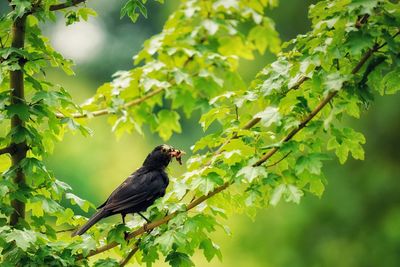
[9,15,27,226]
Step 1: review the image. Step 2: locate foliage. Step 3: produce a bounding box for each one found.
[0,0,399,266]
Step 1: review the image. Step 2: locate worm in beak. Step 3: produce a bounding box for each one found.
[169,149,186,165]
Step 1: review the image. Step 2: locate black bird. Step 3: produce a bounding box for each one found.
[72,144,184,236]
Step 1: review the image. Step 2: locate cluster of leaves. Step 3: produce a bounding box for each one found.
[0,0,154,265]
[191,0,400,210]
[0,0,399,266]
[68,0,281,140]
[122,0,400,266]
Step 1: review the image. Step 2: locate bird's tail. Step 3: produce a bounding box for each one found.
[72,209,108,236]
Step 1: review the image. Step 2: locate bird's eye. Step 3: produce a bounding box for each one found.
[162,148,167,153]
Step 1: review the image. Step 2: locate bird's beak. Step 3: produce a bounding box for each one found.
[169,149,185,165]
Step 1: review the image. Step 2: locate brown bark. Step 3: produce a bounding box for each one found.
[9,15,28,226]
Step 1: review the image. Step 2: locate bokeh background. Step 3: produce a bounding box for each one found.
[8,0,400,266]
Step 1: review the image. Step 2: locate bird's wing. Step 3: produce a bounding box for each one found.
[101,169,166,213]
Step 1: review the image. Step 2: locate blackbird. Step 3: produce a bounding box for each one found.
[72,144,184,236]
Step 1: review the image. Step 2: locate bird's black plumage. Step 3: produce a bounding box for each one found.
[72,145,184,236]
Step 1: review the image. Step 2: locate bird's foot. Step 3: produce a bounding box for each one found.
[138,212,151,223]
[143,223,152,233]
[124,231,129,241]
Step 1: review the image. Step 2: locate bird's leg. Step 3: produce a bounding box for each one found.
[138,212,150,223]
[138,212,152,233]
[121,213,129,240]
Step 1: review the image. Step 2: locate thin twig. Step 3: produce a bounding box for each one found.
[49,0,87,11]
[253,90,339,167]
[290,76,309,90]
[119,243,139,267]
[56,87,165,119]
[0,146,12,155]
[265,151,292,168]
[56,56,196,119]
[55,228,76,233]
[355,14,370,29]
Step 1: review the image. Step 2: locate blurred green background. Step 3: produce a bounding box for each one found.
[35,0,400,266]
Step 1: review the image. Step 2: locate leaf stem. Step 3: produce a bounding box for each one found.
[0,146,13,155]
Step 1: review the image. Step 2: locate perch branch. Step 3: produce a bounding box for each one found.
[119,242,140,267]
[0,146,13,155]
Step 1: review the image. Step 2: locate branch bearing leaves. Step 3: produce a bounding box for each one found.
[156,109,181,141]
[0,0,398,265]
[10,0,32,18]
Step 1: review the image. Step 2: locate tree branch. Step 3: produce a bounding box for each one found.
[0,146,13,155]
[265,151,292,168]
[58,56,195,119]
[56,87,165,119]
[79,19,396,260]
[119,242,139,267]
[49,0,87,11]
